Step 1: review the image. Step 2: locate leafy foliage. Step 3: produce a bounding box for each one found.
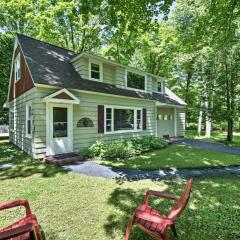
[86,136,167,160]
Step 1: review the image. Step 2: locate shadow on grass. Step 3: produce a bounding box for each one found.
[104,177,240,239]
[104,180,179,239]
[0,141,66,180]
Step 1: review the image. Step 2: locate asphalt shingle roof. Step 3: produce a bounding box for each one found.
[17,34,185,106]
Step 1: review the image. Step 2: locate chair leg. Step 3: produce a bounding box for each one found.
[171,224,178,238]
[125,217,134,240]
[161,233,170,240]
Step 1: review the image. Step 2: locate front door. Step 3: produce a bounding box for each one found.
[48,104,73,155]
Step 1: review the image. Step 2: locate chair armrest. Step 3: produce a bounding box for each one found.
[144,190,179,205]
[0,199,32,216]
[134,210,173,225]
[0,223,34,240]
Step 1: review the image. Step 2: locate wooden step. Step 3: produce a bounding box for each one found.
[44,152,84,166]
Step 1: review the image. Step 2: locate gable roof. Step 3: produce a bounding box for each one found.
[16,34,186,106]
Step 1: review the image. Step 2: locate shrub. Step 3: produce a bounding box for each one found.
[104,140,135,160]
[86,136,167,160]
[130,136,167,153]
[88,140,106,158]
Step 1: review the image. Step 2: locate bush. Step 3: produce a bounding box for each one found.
[104,140,135,160]
[130,136,167,153]
[86,136,167,160]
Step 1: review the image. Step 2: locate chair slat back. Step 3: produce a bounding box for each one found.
[168,179,193,220]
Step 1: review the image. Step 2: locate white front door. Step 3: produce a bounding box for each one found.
[47,104,73,155]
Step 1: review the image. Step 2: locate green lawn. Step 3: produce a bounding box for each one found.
[0,141,240,240]
[94,144,240,170]
[186,130,240,147]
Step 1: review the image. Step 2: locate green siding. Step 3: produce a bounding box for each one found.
[73,57,156,93]
[176,108,186,136]
[33,87,156,158]
[9,88,35,157]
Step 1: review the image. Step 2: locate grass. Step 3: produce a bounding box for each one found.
[0,141,240,239]
[186,130,240,147]
[94,144,240,170]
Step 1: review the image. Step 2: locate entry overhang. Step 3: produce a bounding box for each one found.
[43,88,80,104]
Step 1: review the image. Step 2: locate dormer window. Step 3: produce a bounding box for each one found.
[14,53,21,81]
[89,60,102,81]
[157,81,163,93]
[126,71,146,91]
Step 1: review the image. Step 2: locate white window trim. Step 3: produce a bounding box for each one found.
[157,80,164,93]
[125,69,147,92]
[26,103,32,138]
[104,105,143,134]
[14,53,21,82]
[89,59,103,82]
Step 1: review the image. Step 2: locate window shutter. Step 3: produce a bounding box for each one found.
[98,105,104,133]
[143,108,147,130]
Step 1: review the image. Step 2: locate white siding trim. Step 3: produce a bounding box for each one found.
[174,107,177,136]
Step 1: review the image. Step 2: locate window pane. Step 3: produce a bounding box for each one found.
[27,120,31,135]
[91,63,99,71]
[114,109,134,131]
[164,114,168,120]
[53,107,68,138]
[106,108,112,119]
[28,106,32,119]
[158,82,162,92]
[106,120,112,132]
[91,71,100,79]
[137,110,141,129]
[127,72,145,90]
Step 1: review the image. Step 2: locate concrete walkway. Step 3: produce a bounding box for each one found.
[62,138,240,180]
[171,138,240,155]
[62,161,240,180]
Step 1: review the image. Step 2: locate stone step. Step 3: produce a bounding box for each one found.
[44,153,84,166]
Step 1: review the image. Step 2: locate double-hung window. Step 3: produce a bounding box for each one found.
[26,104,32,138]
[126,71,146,91]
[89,60,102,81]
[105,106,142,133]
[14,53,21,81]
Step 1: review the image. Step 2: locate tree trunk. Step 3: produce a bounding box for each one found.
[227,118,233,141]
[205,101,212,137]
[197,108,203,137]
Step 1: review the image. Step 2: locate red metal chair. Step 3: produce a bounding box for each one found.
[125,179,193,240]
[0,199,42,240]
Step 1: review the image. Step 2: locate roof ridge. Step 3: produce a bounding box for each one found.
[16,33,78,54]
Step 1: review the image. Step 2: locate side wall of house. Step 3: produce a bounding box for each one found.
[33,86,156,159]
[9,88,35,157]
[176,108,186,136]
[8,41,35,157]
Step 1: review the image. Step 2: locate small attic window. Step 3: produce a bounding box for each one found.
[157,81,163,93]
[14,53,21,81]
[89,60,102,81]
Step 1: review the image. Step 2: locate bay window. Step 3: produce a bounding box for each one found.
[105,106,142,133]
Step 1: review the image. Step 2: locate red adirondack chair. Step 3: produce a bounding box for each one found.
[0,199,42,240]
[125,179,193,240]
